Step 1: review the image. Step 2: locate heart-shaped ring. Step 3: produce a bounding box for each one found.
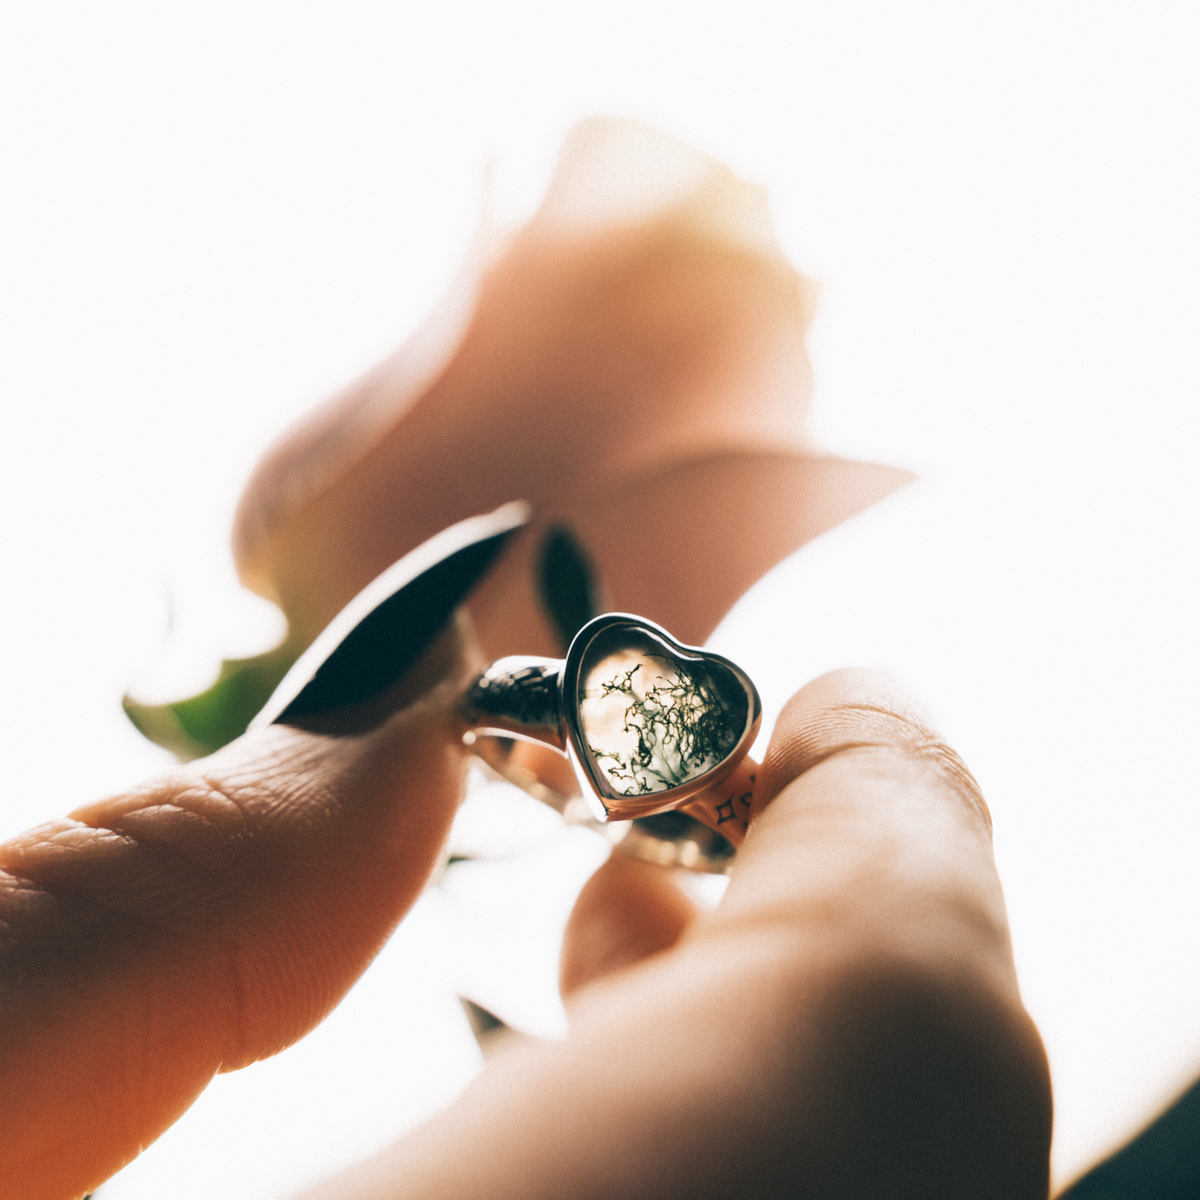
[461,613,762,825]
[249,505,760,865]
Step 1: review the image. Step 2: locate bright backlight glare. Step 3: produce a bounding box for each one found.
[0,3,1197,1195]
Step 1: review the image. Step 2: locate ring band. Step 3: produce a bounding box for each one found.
[461,613,761,858]
[614,811,738,874]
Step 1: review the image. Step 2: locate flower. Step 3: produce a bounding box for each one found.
[129,118,908,756]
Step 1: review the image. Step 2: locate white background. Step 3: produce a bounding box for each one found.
[1,2,1198,1195]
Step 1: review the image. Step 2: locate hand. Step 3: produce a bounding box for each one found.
[0,121,988,1199]
[294,669,1052,1200]
[0,619,482,1200]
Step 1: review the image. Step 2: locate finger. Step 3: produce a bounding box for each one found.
[559,852,700,998]
[0,619,478,1200]
[298,668,1051,1200]
[753,667,988,831]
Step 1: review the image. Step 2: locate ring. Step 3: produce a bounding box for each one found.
[246,504,761,874]
[461,613,762,838]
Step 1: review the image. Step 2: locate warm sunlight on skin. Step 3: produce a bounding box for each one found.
[2,5,1198,1196]
[0,624,479,1199]
[294,671,1051,1200]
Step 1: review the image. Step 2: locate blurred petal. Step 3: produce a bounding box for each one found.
[233,118,895,656]
[469,450,912,659]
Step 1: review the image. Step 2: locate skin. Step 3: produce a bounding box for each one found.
[0,620,481,1200]
[293,669,1052,1200]
[1,120,1046,1197]
[0,610,1052,1199]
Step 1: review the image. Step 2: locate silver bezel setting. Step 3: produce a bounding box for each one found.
[560,613,761,822]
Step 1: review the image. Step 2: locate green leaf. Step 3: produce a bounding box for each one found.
[122,640,299,761]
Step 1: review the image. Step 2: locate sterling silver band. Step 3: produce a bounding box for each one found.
[460,658,566,750]
[460,613,760,871]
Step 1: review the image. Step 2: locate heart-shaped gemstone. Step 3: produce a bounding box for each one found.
[562,614,760,821]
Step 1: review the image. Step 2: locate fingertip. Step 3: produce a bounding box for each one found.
[560,853,700,998]
[779,667,930,724]
[757,668,944,809]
